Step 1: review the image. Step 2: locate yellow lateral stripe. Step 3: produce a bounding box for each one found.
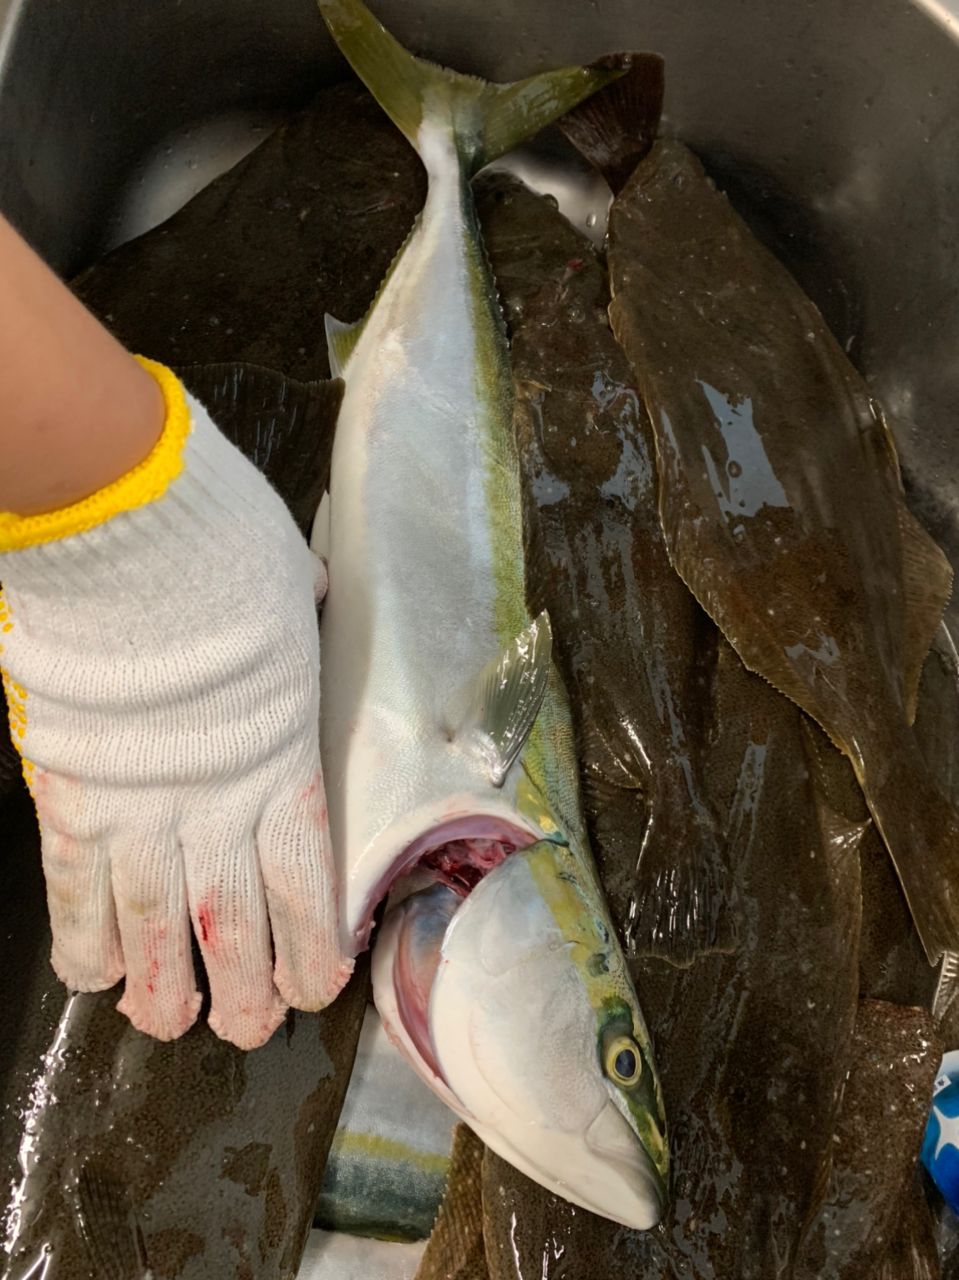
[328,1129,450,1176]
[0,357,190,553]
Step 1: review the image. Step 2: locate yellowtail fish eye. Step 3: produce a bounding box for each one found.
[605,1035,642,1086]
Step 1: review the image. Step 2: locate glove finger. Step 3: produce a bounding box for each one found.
[256,762,352,1011]
[111,823,200,1042]
[41,823,124,993]
[180,802,286,1051]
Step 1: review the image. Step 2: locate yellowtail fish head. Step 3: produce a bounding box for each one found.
[373,840,668,1229]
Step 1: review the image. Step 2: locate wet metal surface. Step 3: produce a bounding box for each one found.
[4,0,959,1273]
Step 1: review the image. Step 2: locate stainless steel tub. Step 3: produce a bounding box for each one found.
[2,0,959,606]
[0,0,958,1269]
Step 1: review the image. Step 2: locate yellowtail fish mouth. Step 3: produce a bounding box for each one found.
[351,814,536,952]
[373,843,669,1229]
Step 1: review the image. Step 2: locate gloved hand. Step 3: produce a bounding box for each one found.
[0,358,350,1049]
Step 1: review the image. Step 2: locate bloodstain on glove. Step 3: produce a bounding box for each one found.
[0,361,351,1049]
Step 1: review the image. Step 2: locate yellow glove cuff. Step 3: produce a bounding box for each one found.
[0,356,190,553]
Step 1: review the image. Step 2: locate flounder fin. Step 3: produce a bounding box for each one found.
[558,52,666,195]
[898,504,953,723]
[453,612,553,786]
[799,717,868,822]
[75,1163,151,1280]
[799,721,868,960]
[628,801,737,967]
[325,313,364,379]
[176,361,343,536]
[317,0,623,177]
[414,1125,486,1280]
[815,799,870,864]
[933,948,959,1022]
[866,739,959,965]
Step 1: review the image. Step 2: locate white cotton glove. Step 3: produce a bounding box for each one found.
[0,359,351,1049]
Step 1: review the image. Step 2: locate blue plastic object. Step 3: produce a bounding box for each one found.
[922,1050,959,1210]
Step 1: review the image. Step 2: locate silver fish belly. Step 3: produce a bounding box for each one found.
[319,124,536,952]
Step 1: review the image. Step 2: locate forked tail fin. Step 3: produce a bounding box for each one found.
[317,0,623,175]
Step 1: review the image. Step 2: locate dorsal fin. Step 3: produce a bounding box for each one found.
[74,1162,150,1280]
[324,314,365,379]
[451,612,553,786]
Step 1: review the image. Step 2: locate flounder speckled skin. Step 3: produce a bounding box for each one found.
[608,138,958,966]
[482,649,864,1279]
[795,1000,942,1280]
[72,82,425,382]
[475,166,727,966]
[475,176,863,1278]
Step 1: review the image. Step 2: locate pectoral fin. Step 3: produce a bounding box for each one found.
[452,612,553,786]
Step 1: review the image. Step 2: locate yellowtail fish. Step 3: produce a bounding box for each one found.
[314,0,667,1228]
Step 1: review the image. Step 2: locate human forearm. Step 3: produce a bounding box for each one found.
[0,213,163,516]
